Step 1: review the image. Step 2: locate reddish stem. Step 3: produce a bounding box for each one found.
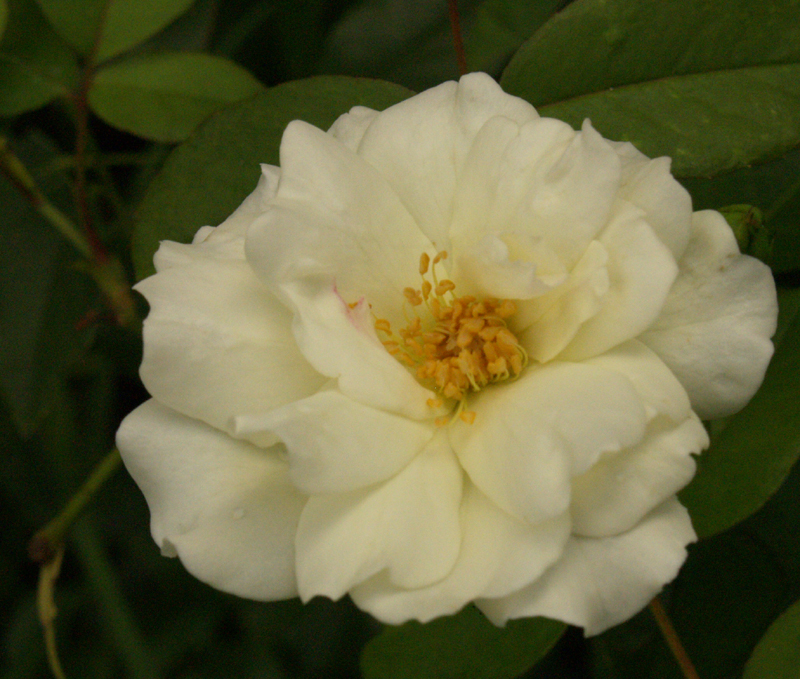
[649,597,701,679]
[447,0,468,76]
[71,1,113,263]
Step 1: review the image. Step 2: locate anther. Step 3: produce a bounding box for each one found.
[403,287,423,306]
[419,253,430,275]
[435,280,456,296]
[374,319,392,334]
[459,411,476,424]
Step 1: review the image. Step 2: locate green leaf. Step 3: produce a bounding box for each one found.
[679,286,800,538]
[537,64,800,178]
[744,599,800,679]
[361,606,565,679]
[87,53,263,143]
[502,0,800,107]
[34,0,196,63]
[502,0,800,177]
[680,149,800,274]
[465,0,563,78]
[132,75,414,280]
[318,0,560,91]
[0,0,79,115]
[0,133,97,438]
[590,523,794,679]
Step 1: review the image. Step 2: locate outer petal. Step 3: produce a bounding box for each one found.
[233,389,436,494]
[350,484,571,624]
[561,202,678,361]
[136,256,325,446]
[246,119,430,322]
[572,342,707,536]
[571,416,706,537]
[451,362,646,525]
[358,73,538,249]
[153,164,280,270]
[614,143,693,260]
[477,498,696,636]
[117,400,305,600]
[641,210,778,419]
[295,431,463,601]
[328,105,380,152]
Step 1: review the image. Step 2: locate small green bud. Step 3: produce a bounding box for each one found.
[718,204,774,264]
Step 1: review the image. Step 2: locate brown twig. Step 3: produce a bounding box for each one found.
[447,0,468,76]
[649,596,701,679]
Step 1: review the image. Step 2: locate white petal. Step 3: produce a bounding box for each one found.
[641,210,778,419]
[584,340,692,424]
[562,202,678,361]
[275,278,438,420]
[328,105,379,151]
[451,116,576,260]
[477,498,696,636]
[116,400,306,600]
[571,415,706,537]
[358,73,538,250]
[153,164,280,270]
[350,484,571,624]
[452,118,618,270]
[515,240,610,363]
[614,144,692,260]
[234,390,436,494]
[246,120,430,325]
[136,257,325,446]
[519,120,622,269]
[295,431,463,601]
[455,232,561,300]
[451,362,646,524]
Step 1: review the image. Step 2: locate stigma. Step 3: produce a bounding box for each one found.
[375,252,528,423]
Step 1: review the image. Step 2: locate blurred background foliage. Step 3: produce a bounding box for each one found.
[1,0,799,677]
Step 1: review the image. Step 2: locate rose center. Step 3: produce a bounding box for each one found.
[374,251,528,423]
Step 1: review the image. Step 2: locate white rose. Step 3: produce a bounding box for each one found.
[117,73,778,635]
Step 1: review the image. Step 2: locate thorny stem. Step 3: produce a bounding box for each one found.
[447,0,468,76]
[649,596,701,679]
[29,450,122,565]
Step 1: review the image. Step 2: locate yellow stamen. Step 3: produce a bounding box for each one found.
[374,250,527,426]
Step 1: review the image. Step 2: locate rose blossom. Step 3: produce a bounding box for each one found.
[117,73,778,635]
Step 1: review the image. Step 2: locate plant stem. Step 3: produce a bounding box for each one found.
[37,547,67,679]
[1,136,92,258]
[447,0,468,76]
[649,596,701,679]
[29,449,122,565]
[1,136,140,328]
